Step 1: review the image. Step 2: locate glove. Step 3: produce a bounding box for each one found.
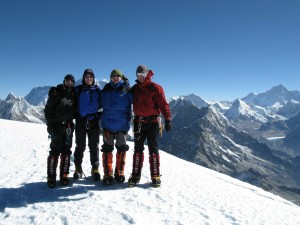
[47,122,54,136]
[165,120,172,132]
[122,74,129,83]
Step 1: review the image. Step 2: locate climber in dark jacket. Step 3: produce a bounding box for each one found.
[44,74,76,188]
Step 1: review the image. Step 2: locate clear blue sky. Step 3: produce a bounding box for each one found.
[0,0,299,101]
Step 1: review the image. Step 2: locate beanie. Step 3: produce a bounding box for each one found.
[64,74,75,83]
[136,65,149,74]
[82,69,95,85]
[83,69,94,77]
[110,69,123,78]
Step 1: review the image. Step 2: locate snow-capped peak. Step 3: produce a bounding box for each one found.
[169,93,209,109]
[5,93,19,102]
[269,84,288,93]
[225,99,268,122]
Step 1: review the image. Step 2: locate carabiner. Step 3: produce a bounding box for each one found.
[86,121,90,129]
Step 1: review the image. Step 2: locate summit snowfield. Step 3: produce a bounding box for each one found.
[0,119,299,225]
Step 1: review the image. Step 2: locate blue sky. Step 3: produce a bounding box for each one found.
[0,0,299,101]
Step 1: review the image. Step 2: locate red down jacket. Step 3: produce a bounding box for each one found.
[130,77,171,121]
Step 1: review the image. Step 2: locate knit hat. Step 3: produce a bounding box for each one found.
[82,69,95,85]
[136,65,149,74]
[110,69,123,78]
[83,69,94,77]
[64,74,75,83]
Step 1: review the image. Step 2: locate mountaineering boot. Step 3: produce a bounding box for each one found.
[150,152,161,187]
[73,170,83,180]
[60,174,69,185]
[91,168,101,181]
[115,174,125,183]
[128,176,141,187]
[73,165,83,180]
[60,154,71,185]
[128,152,144,187]
[102,175,114,186]
[47,177,56,188]
[114,151,126,183]
[151,176,161,188]
[47,155,58,188]
[102,152,113,185]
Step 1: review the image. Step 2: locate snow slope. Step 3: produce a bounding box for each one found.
[0,119,299,225]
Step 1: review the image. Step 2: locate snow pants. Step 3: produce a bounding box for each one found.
[133,121,159,154]
[49,122,74,156]
[74,120,100,170]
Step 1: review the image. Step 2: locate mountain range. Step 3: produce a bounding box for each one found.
[0,79,107,123]
[161,84,300,205]
[1,83,300,205]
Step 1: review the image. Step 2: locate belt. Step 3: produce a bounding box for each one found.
[77,116,98,122]
[134,116,159,123]
[76,118,98,129]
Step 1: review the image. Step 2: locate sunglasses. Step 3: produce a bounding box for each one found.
[136,72,147,77]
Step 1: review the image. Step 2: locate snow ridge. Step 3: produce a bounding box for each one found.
[0,119,299,225]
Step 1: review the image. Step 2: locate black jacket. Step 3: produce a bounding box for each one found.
[44,84,76,124]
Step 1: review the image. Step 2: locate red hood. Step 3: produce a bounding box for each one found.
[140,70,154,87]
